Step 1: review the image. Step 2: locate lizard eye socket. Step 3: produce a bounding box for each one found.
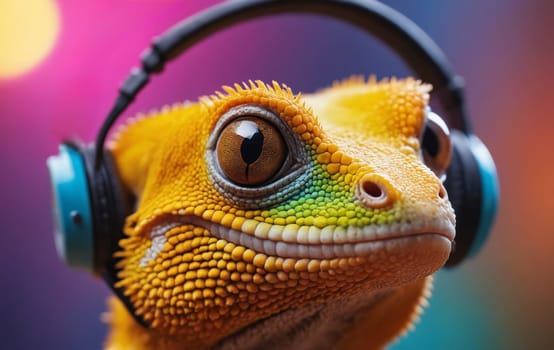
[216,116,287,186]
[421,111,452,180]
[207,104,310,208]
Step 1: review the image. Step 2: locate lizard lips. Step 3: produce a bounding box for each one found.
[143,215,455,260]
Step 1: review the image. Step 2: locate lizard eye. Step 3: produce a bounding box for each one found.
[216,117,287,186]
[421,111,452,180]
[207,104,310,208]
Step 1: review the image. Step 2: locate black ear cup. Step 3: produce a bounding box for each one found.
[78,143,132,273]
[77,143,147,325]
[443,131,483,267]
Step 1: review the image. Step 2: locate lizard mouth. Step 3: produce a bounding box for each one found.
[143,215,455,260]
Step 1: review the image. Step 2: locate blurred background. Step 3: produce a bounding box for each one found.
[0,0,552,349]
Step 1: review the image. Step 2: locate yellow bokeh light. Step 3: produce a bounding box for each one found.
[0,0,60,79]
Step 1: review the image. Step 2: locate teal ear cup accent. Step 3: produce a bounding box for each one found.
[47,144,94,271]
[467,135,500,257]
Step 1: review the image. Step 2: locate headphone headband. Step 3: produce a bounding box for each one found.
[94,0,471,168]
[48,0,499,330]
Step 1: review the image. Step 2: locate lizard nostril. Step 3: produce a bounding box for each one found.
[357,174,395,209]
[362,181,383,198]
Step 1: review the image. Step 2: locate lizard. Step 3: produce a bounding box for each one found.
[103,76,456,350]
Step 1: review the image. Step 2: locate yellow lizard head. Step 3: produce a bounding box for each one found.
[109,77,455,349]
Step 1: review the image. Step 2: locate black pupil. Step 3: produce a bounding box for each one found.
[240,127,264,164]
[422,125,439,157]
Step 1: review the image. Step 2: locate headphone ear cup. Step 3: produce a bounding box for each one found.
[80,144,132,274]
[443,131,499,267]
[47,142,131,273]
[47,143,96,271]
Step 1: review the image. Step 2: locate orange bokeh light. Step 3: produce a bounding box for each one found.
[0,0,60,79]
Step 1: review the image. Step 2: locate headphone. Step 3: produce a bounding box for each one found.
[47,0,499,326]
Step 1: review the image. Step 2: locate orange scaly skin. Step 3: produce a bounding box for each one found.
[104,77,455,350]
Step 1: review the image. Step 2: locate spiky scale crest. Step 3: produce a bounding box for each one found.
[210,80,297,103]
[323,75,431,96]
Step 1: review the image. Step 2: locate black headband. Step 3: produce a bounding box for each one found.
[94,0,470,167]
[90,0,475,327]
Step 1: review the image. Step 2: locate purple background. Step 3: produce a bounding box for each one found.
[1,0,553,349]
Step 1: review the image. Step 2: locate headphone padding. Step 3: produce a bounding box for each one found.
[80,145,131,273]
[444,131,482,267]
[81,145,147,326]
